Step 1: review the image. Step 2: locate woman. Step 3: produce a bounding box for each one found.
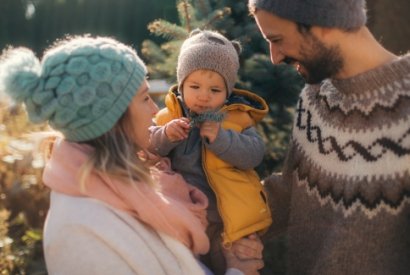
[0,35,263,274]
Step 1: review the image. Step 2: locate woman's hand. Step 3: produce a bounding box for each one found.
[164,118,191,142]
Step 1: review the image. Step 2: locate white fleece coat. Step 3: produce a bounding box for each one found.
[43,191,206,275]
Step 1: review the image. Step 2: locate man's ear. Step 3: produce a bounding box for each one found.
[311,26,337,43]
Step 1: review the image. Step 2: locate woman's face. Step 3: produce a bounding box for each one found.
[126,80,159,149]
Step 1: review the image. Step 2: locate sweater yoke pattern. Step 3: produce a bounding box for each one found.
[290,55,410,219]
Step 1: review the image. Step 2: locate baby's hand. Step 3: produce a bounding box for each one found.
[164,118,191,142]
[199,121,221,144]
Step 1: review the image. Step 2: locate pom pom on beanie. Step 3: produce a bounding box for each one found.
[0,36,147,142]
[0,48,41,103]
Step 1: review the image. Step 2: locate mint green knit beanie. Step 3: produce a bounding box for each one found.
[0,36,147,142]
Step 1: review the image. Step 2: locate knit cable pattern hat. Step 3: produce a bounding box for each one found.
[249,0,367,30]
[0,36,147,142]
[177,29,241,96]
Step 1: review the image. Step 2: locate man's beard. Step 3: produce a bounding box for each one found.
[285,34,344,84]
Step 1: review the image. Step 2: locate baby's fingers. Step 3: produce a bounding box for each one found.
[165,120,190,141]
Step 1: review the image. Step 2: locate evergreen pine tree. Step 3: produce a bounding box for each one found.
[141,0,232,80]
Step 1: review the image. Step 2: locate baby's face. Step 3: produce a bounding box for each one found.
[182,69,227,114]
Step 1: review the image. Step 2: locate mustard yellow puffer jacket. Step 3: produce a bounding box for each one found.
[155,85,272,245]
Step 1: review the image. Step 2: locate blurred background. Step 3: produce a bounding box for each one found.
[0,0,409,274]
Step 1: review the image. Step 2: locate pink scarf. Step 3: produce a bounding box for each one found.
[42,139,210,255]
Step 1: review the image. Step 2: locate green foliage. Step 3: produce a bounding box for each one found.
[142,0,233,81]
[0,103,49,274]
[0,210,14,273]
[176,0,195,31]
[147,19,188,40]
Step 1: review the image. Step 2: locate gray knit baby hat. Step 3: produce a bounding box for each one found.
[249,0,367,30]
[0,36,147,142]
[177,29,241,96]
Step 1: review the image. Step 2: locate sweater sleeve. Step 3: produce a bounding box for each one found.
[149,125,182,156]
[205,126,265,170]
[262,138,295,236]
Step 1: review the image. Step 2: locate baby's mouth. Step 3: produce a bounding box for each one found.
[195,105,211,112]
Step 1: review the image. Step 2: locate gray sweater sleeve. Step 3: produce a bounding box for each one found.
[205,126,265,170]
[149,125,182,156]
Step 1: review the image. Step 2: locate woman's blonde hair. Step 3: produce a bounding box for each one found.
[78,109,153,189]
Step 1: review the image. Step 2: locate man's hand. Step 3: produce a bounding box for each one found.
[224,248,264,275]
[224,234,264,275]
[231,234,263,261]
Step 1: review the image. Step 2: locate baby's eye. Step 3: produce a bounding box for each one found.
[211,88,222,93]
[190,85,199,89]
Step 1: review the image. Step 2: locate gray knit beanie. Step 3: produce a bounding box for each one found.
[249,0,367,29]
[177,29,241,96]
[0,36,147,142]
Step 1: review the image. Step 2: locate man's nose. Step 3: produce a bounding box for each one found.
[269,44,285,64]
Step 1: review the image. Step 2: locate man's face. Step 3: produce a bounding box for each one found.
[253,9,344,84]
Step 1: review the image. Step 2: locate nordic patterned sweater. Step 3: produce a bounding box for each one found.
[265,54,410,275]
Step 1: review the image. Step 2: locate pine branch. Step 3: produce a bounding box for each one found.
[193,0,211,19]
[178,0,193,32]
[141,40,167,63]
[147,20,188,40]
[203,7,231,30]
[161,40,184,54]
